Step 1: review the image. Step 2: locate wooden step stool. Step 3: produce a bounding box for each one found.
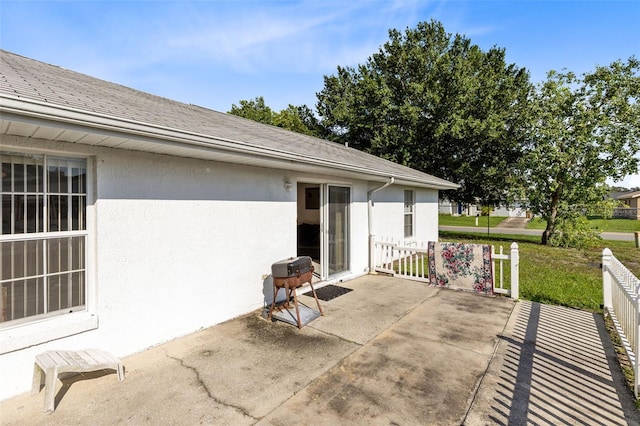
[32,349,125,413]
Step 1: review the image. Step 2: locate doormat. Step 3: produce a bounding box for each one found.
[304,284,352,301]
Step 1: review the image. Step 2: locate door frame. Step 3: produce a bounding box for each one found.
[297,182,352,281]
[323,184,351,279]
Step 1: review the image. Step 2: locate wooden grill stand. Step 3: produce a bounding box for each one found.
[267,266,324,328]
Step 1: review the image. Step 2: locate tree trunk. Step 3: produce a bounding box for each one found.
[542,188,562,245]
[542,217,555,245]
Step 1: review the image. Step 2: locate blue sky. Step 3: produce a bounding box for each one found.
[1,0,639,187]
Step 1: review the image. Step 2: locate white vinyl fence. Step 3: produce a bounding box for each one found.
[613,207,639,220]
[603,248,640,397]
[373,238,519,299]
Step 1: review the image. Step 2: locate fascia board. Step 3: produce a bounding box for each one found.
[1,95,460,190]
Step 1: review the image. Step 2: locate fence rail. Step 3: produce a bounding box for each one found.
[603,248,640,397]
[373,238,519,299]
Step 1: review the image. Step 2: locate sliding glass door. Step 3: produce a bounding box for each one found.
[327,186,350,276]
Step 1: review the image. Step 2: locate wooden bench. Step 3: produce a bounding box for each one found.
[32,349,125,413]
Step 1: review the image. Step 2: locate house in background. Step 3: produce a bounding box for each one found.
[439,200,528,218]
[611,191,640,220]
[0,50,458,400]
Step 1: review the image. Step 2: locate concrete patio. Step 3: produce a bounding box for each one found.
[1,275,637,425]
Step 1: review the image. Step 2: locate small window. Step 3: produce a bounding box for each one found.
[404,190,414,238]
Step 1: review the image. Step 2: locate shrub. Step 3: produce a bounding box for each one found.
[548,215,602,249]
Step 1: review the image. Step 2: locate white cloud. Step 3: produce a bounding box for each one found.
[162,3,368,72]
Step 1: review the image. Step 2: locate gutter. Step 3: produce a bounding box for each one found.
[1,95,459,190]
[367,177,395,272]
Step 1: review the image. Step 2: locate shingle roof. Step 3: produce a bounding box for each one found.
[0,50,458,189]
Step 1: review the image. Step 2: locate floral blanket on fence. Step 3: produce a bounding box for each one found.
[428,241,493,295]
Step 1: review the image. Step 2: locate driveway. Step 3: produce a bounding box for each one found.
[1,275,636,425]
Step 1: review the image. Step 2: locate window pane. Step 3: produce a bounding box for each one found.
[48,165,59,194]
[1,240,44,280]
[48,195,70,232]
[59,273,71,311]
[70,236,84,270]
[1,154,46,236]
[71,271,85,307]
[26,278,45,318]
[71,167,86,193]
[13,195,24,233]
[1,162,11,192]
[26,240,44,276]
[13,163,24,192]
[404,214,413,238]
[48,237,69,274]
[26,164,41,192]
[48,274,61,312]
[1,194,9,234]
[26,195,43,233]
[0,278,45,322]
[71,196,84,230]
[404,190,414,213]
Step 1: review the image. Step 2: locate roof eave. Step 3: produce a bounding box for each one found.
[0,94,460,190]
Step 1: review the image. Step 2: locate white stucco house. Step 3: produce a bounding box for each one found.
[439,201,527,218]
[0,50,458,400]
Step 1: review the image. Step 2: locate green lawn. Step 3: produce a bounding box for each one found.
[526,217,640,233]
[439,214,506,228]
[439,230,640,312]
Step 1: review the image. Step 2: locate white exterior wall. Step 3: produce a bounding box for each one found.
[92,149,298,353]
[349,182,370,276]
[0,136,380,399]
[493,205,528,218]
[439,200,456,215]
[370,186,439,246]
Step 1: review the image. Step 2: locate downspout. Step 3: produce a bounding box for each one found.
[368,177,395,272]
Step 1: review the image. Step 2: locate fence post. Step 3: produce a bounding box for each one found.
[602,248,612,310]
[510,242,519,300]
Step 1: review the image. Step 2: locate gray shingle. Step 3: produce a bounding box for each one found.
[0,50,457,188]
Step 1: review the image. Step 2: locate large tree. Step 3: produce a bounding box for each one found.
[316,20,532,206]
[522,57,640,245]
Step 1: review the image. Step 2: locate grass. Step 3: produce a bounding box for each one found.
[439,214,506,228]
[439,230,640,312]
[526,217,640,233]
[604,312,638,407]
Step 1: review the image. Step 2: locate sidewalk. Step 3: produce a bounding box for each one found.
[1,275,637,425]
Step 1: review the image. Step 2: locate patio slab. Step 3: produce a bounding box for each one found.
[1,274,636,425]
[258,288,514,425]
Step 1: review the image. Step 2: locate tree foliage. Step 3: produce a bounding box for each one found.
[228,96,274,125]
[316,20,532,205]
[229,96,322,137]
[521,57,640,245]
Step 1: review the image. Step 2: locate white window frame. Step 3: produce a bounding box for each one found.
[404,189,415,239]
[0,151,96,354]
